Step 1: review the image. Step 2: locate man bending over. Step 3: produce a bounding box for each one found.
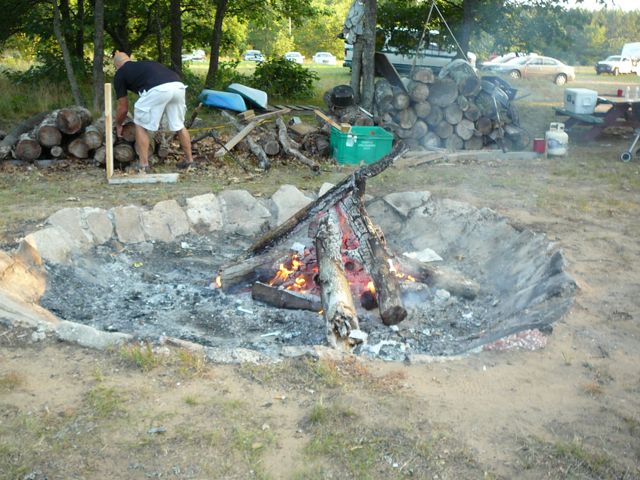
[113,51,193,172]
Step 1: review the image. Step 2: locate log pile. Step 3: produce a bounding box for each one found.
[0,106,170,168]
[370,60,529,151]
[191,108,329,172]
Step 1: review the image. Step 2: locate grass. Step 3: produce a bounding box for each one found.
[0,371,24,392]
[119,342,162,372]
[516,436,623,479]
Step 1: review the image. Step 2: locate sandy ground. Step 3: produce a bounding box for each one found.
[1,79,640,479]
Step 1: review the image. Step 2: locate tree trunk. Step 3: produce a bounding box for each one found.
[205,0,228,87]
[360,0,376,111]
[74,0,85,60]
[51,0,84,106]
[444,103,463,125]
[92,0,105,113]
[350,38,364,104]
[51,145,65,159]
[170,0,182,74]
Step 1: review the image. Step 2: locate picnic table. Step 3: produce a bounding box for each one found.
[554,95,640,141]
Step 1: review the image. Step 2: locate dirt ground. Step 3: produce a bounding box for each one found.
[1,76,640,479]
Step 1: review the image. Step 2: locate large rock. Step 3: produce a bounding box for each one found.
[271,185,314,226]
[23,226,75,264]
[141,199,190,242]
[383,191,431,218]
[84,208,113,244]
[218,190,271,236]
[56,320,131,349]
[111,205,146,244]
[0,248,46,302]
[47,208,95,249]
[185,194,223,231]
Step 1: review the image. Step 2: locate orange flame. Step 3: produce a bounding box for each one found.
[367,280,376,294]
[215,275,222,288]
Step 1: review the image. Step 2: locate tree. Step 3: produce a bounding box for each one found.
[51,0,84,105]
[203,0,320,88]
[170,0,183,74]
[92,0,105,112]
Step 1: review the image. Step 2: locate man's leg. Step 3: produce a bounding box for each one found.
[134,125,150,168]
[176,128,193,163]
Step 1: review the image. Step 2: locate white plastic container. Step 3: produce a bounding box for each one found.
[545,122,568,156]
[564,88,597,114]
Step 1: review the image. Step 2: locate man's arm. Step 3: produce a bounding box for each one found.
[115,96,128,138]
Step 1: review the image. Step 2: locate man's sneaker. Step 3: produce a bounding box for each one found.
[128,162,150,174]
[176,160,194,170]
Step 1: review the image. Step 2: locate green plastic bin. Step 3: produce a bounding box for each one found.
[330,126,393,165]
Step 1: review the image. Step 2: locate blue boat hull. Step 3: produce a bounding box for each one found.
[198,89,247,112]
[225,83,268,110]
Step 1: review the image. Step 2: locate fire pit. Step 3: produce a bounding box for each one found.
[0,171,576,362]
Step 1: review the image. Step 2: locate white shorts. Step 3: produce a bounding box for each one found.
[134,81,187,132]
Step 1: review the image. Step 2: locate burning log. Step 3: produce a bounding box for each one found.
[315,208,360,350]
[342,183,408,326]
[218,249,292,292]
[251,281,321,311]
[242,143,407,260]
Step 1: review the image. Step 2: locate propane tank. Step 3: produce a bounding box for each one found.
[545,122,568,157]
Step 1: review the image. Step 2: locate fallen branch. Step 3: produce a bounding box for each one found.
[275,117,320,172]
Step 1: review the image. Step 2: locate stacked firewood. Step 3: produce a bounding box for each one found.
[0,106,169,167]
[371,61,528,151]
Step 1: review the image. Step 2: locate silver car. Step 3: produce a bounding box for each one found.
[486,55,575,85]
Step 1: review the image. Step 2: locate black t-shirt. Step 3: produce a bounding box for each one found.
[114,61,181,99]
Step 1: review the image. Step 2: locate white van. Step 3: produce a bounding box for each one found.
[343,30,475,74]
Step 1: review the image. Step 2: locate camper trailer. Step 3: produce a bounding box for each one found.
[343,29,475,74]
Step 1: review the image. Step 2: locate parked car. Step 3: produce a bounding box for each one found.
[244,50,264,62]
[284,51,305,64]
[312,51,337,65]
[595,55,638,75]
[182,49,205,62]
[479,52,533,71]
[485,55,575,85]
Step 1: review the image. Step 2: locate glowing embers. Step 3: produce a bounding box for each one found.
[267,251,319,294]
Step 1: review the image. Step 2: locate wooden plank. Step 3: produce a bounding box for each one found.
[107,173,179,185]
[251,108,291,122]
[314,109,341,130]
[214,119,260,158]
[104,83,114,180]
[237,109,255,120]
